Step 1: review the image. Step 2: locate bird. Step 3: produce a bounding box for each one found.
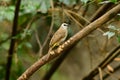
[49,23,69,50]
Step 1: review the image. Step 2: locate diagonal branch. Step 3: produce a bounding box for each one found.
[42,3,114,80]
[17,4,120,80]
[42,48,71,80]
[82,44,120,80]
[5,0,21,80]
[89,3,113,22]
[103,64,120,79]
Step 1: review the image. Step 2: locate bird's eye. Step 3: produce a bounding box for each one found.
[63,23,68,26]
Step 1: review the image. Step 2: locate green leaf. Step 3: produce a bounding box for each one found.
[109,0,118,3]
[108,25,117,30]
[81,0,89,4]
[59,0,76,5]
[117,35,120,43]
[25,42,32,48]
[0,6,14,21]
[20,29,32,40]
[39,0,51,13]
[0,33,9,40]
[20,0,39,15]
[99,1,111,4]
[103,31,115,39]
[18,41,32,50]
[117,14,120,16]
[0,33,10,50]
[99,0,118,4]
[1,42,10,50]
[18,43,24,49]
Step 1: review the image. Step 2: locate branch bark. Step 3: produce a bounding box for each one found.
[42,48,71,80]
[5,0,21,80]
[17,4,120,80]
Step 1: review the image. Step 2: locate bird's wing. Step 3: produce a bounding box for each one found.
[49,27,66,47]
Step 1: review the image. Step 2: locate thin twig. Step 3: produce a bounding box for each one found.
[98,67,103,80]
[66,9,90,24]
[38,0,54,56]
[0,36,11,45]
[34,29,42,50]
[85,37,93,69]
[81,4,89,17]
[34,29,43,57]
[64,10,84,28]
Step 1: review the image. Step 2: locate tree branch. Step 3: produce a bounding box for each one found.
[42,3,116,80]
[5,0,21,80]
[17,4,120,80]
[89,3,113,22]
[82,44,120,80]
[42,47,72,80]
[103,64,120,79]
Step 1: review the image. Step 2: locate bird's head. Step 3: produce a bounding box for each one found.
[61,23,68,29]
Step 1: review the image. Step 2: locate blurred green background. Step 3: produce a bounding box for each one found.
[0,0,120,80]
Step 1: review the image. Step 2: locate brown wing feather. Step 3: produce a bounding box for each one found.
[49,27,66,47]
